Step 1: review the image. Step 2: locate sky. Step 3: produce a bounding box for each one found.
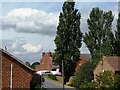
[0,0,119,64]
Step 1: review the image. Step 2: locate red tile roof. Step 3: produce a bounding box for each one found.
[103,56,120,71]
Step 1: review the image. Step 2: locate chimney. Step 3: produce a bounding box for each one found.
[42,52,45,56]
[48,51,52,57]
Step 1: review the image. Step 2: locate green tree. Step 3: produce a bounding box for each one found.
[30,62,40,69]
[54,0,82,83]
[94,71,115,89]
[114,12,120,56]
[73,60,97,88]
[114,74,120,89]
[83,7,114,60]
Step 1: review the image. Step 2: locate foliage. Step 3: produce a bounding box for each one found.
[78,71,120,89]
[114,74,120,89]
[94,71,115,89]
[79,81,95,89]
[30,74,42,90]
[48,74,58,81]
[114,12,120,56]
[30,62,40,69]
[54,0,82,83]
[83,7,114,60]
[66,76,76,86]
[73,60,98,88]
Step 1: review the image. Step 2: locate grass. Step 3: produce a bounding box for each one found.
[56,76,63,83]
[44,75,63,84]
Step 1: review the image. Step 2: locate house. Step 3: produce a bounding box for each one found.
[35,52,91,75]
[0,48,36,90]
[35,52,53,71]
[35,52,62,75]
[94,56,120,79]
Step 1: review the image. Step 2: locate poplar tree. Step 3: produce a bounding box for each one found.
[54,0,82,82]
[115,12,120,56]
[83,7,114,60]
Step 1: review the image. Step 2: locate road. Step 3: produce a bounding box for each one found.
[42,78,76,90]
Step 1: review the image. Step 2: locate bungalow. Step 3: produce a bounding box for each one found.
[0,48,36,90]
[94,56,120,79]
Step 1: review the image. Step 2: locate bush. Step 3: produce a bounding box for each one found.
[48,74,58,81]
[94,71,115,88]
[73,60,98,88]
[79,80,95,89]
[66,76,75,86]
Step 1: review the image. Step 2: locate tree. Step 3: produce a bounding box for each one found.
[73,60,98,88]
[114,12,120,56]
[30,62,40,69]
[83,7,114,60]
[54,0,82,83]
[94,71,115,89]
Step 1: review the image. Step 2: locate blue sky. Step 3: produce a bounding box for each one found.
[0,1,119,63]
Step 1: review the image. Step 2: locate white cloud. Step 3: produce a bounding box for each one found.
[2,39,44,63]
[5,39,43,54]
[22,43,42,53]
[7,8,39,17]
[2,8,59,36]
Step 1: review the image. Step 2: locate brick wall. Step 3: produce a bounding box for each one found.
[1,52,34,89]
[35,52,53,71]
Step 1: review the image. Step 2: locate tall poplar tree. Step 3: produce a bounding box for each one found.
[115,12,120,56]
[83,7,114,60]
[54,0,82,82]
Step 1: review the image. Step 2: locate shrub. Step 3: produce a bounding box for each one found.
[73,60,98,88]
[66,76,75,86]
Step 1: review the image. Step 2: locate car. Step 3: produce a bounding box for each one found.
[36,70,52,76]
[51,69,62,76]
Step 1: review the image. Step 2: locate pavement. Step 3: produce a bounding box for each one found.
[43,78,76,90]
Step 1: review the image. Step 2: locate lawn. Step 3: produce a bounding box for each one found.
[44,75,63,84]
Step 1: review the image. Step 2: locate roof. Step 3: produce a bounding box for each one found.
[0,48,36,72]
[103,56,120,71]
[81,54,91,61]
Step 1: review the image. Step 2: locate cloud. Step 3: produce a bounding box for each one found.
[2,39,43,54]
[22,43,42,53]
[1,39,44,63]
[2,8,59,36]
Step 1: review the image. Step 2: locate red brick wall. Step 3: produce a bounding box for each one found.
[35,52,53,71]
[75,55,86,73]
[1,52,34,89]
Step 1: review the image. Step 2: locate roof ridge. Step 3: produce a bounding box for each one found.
[0,48,36,72]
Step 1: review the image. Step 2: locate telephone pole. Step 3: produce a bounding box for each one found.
[62,60,64,90]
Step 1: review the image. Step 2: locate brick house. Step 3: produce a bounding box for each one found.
[94,56,120,79]
[0,48,36,90]
[35,52,53,71]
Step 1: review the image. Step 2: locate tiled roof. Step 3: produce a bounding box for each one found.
[103,56,120,71]
[0,48,36,72]
[81,54,91,61]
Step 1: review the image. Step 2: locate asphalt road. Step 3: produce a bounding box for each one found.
[43,78,76,90]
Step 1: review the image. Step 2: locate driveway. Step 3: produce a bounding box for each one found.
[43,78,76,90]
